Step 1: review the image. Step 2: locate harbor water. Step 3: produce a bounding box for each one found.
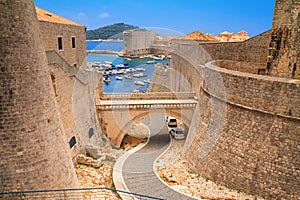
[86,41,169,93]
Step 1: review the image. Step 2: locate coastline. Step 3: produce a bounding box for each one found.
[86,39,123,42]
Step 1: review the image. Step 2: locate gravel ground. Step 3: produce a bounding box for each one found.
[155,138,264,200]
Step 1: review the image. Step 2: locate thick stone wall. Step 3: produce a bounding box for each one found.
[184,63,300,199]
[123,30,156,57]
[49,63,85,159]
[267,0,300,79]
[148,1,299,198]
[0,0,78,191]
[151,31,272,93]
[212,60,264,74]
[39,21,86,68]
[201,30,271,66]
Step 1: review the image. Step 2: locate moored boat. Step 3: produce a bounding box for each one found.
[124,75,132,79]
[146,60,156,64]
[116,76,123,80]
[103,76,110,83]
[136,67,146,71]
[134,81,145,86]
[133,73,144,78]
[144,79,151,84]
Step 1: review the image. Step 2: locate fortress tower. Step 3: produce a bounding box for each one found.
[267,0,300,78]
[0,0,78,191]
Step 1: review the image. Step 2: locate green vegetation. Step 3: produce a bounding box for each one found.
[86,23,139,40]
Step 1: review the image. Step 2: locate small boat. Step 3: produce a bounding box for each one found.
[124,75,132,79]
[134,81,145,86]
[116,76,123,80]
[146,60,156,64]
[126,68,136,73]
[133,73,144,78]
[125,58,132,61]
[144,79,151,84]
[111,70,118,75]
[117,69,126,74]
[103,76,110,83]
[105,61,113,64]
[136,68,146,71]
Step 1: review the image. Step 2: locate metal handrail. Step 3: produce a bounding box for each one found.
[0,187,165,200]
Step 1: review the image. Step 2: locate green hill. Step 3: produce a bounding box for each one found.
[86,23,139,40]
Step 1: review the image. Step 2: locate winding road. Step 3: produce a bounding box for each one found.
[121,116,197,200]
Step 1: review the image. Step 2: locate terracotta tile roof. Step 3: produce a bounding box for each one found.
[36,7,84,27]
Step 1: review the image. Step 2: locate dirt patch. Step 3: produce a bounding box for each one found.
[121,135,147,150]
[75,155,121,199]
[120,122,149,150]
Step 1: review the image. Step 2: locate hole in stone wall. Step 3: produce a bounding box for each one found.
[258,69,266,75]
[292,63,297,78]
[9,89,13,99]
[88,128,94,138]
[50,73,57,96]
[69,136,76,148]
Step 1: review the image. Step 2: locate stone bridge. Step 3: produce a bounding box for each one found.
[97,92,198,146]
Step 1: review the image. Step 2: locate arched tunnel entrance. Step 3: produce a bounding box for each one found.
[98,105,195,147]
[119,114,190,149]
[114,108,193,147]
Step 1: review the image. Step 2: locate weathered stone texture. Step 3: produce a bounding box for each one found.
[201,30,271,66]
[185,88,299,199]
[149,7,300,197]
[49,63,84,159]
[267,0,300,78]
[151,31,272,93]
[39,21,86,68]
[181,63,300,199]
[0,0,78,191]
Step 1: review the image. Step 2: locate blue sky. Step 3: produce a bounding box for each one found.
[34,0,275,37]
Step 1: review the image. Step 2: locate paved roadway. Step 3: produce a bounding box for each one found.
[122,116,197,200]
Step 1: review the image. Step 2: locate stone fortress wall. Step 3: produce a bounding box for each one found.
[149,30,272,93]
[0,0,79,191]
[150,0,299,199]
[38,8,106,160]
[266,0,300,79]
[123,30,156,57]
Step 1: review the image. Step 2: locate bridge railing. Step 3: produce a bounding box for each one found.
[0,187,164,200]
[98,102,197,110]
[100,92,196,100]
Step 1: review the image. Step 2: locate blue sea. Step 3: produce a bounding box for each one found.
[86,41,169,93]
[86,41,123,51]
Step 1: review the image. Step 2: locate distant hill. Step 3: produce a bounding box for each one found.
[86,23,139,40]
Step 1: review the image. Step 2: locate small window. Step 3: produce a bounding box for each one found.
[72,37,76,49]
[58,37,63,50]
[69,136,76,148]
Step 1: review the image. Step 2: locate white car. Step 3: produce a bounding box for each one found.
[166,116,177,127]
[169,128,185,140]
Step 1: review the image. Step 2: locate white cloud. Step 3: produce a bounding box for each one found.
[78,12,86,17]
[98,12,109,19]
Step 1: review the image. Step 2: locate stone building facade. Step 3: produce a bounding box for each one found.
[123,30,156,57]
[36,7,87,68]
[36,7,89,160]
